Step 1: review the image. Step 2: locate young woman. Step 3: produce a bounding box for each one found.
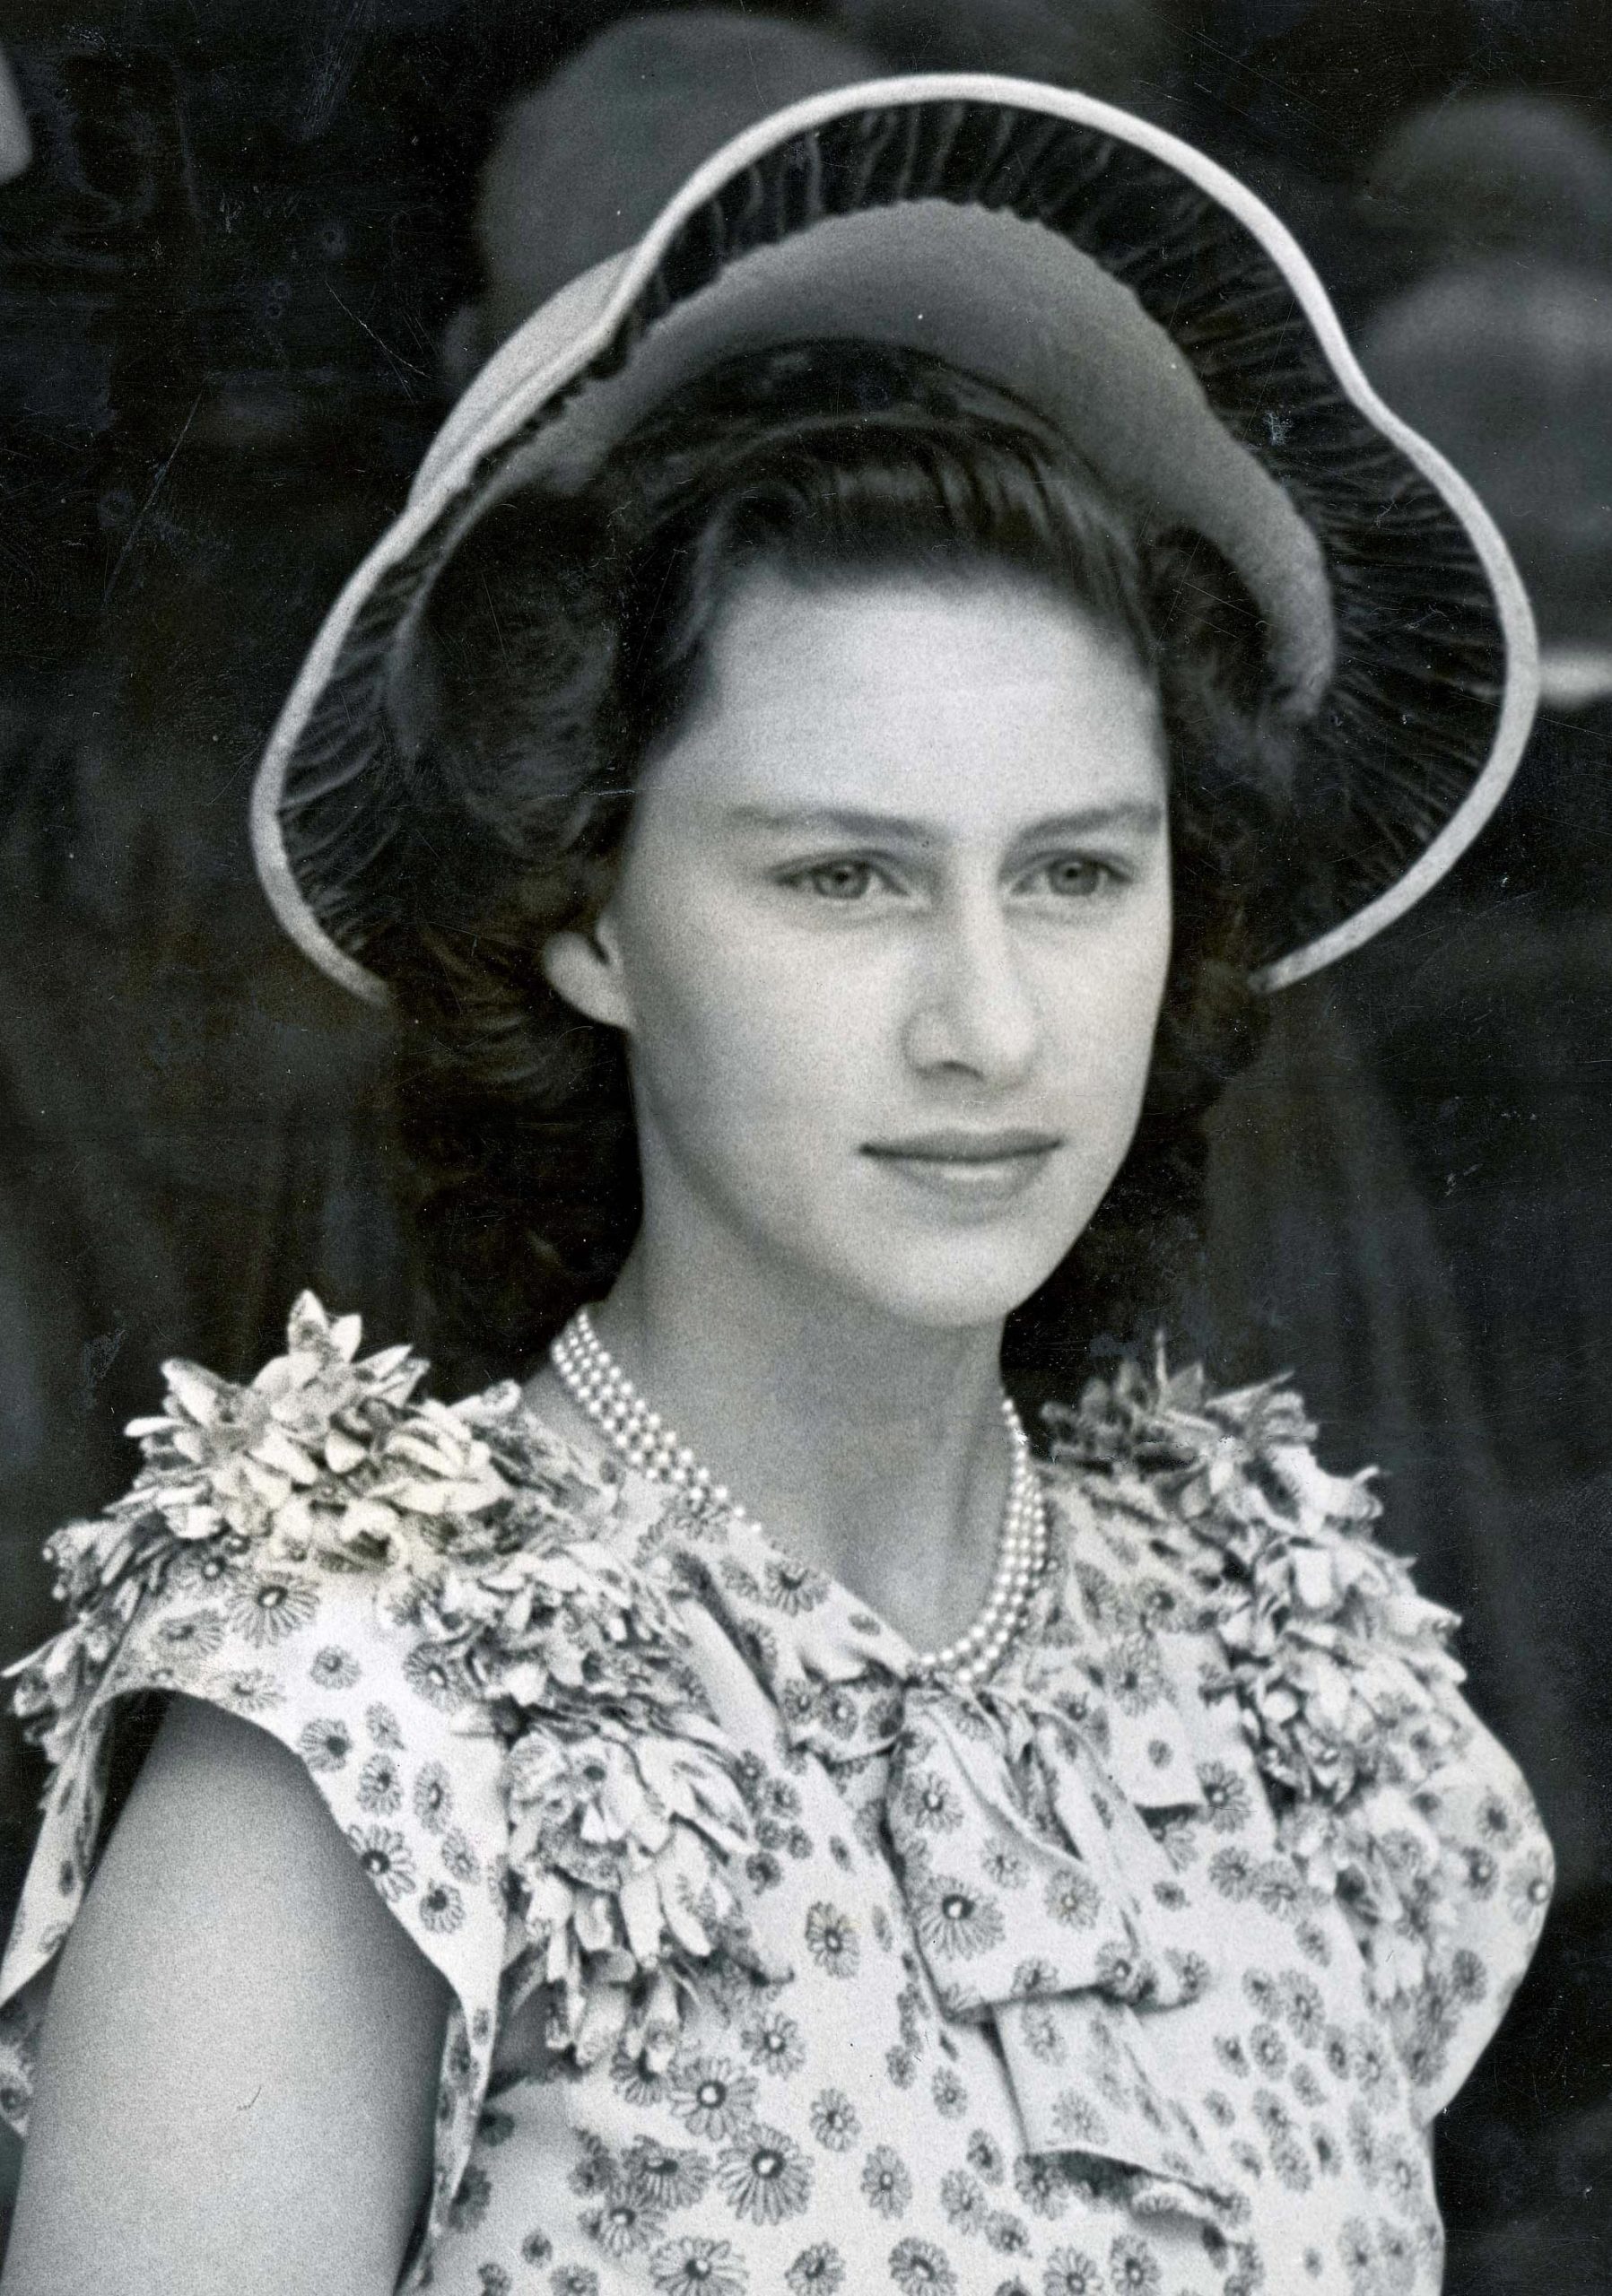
[0,47,1550,2296]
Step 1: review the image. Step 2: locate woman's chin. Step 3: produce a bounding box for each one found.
[816,1232,1080,1335]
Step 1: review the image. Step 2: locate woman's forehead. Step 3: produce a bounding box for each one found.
[647,565,1167,833]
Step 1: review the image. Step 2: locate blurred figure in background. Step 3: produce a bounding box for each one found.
[0,49,29,186]
[832,0,1174,109]
[445,9,882,388]
[475,10,861,272]
[1362,258,1612,705]
[1361,94,1612,304]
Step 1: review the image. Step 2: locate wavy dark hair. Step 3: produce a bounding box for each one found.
[386,343,1296,1393]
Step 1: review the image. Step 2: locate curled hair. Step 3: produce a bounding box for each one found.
[388,344,1295,1391]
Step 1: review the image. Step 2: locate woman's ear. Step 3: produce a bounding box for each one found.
[540,913,633,1031]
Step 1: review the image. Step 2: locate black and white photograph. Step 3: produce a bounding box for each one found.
[0,4,1608,2290]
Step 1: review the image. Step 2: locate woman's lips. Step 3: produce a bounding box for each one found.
[860,1130,1063,1204]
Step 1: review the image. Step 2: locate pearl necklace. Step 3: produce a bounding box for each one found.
[550,1308,1049,1691]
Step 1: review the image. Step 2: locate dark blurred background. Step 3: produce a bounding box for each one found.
[3,4,1611,2286]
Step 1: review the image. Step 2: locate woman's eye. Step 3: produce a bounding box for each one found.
[784,859,893,902]
[1019,855,1121,899]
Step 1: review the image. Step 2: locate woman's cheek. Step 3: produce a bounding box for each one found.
[1049,916,1167,1065]
[640,937,842,1152]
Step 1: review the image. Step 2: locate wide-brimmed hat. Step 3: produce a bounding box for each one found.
[251,36,1537,1005]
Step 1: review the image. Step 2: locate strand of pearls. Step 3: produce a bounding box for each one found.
[550,1307,1048,1691]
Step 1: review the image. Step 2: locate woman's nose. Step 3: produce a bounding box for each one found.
[901,897,1041,1086]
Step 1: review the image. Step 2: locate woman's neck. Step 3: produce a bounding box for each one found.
[529,1233,1016,1657]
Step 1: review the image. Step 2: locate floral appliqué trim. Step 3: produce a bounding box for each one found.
[1045,1352,1474,2016]
[9,1293,759,2072]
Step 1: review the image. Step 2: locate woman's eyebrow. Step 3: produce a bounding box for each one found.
[723,804,937,842]
[1010,803,1167,842]
[724,802,1166,841]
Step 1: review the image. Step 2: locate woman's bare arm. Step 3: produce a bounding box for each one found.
[1,1693,450,2296]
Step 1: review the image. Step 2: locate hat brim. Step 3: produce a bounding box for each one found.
[252,72,1537,1004]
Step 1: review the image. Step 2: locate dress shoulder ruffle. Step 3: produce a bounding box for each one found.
[0,1294,766,2274]
[1043,1352,1554,2116]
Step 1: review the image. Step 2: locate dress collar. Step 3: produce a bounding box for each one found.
[483,1385,1218,1797]
[484,1390,1246,2220]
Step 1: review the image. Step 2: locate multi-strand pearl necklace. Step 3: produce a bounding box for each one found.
[550,1307,1049,1691]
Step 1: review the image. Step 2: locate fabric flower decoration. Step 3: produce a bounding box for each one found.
[8,1294,765,2068]
[1045,1352,1504,2017]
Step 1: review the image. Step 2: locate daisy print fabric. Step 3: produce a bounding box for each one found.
[0,1300,1552,2295]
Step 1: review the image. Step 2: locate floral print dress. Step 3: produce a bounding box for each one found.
[0,1298,1552,2296]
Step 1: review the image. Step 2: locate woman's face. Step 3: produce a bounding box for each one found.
[545,564,1172,1332]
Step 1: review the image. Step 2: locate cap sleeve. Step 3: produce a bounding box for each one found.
[1377,1676,1554,2118]
[0,1543,508,2259]
[1222,1436,1557,2123]
[0,1295,762,2279]
[1045,1353,1555,2125]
